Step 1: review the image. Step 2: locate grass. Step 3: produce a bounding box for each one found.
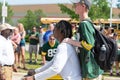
[16,51,42,73]
[17,51,119,79]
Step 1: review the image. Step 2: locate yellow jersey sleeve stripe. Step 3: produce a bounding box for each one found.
[81,40,93,51]
[42,52,46,56]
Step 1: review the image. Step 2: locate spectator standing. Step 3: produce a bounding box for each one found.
[17,23,27,69]
[11,27,21,70]
[38,26,45,65]
[0,23,15,80]
[23,20,82,80]
[43,23,55,43]
[106,27,114,38]
[29,27,39,64]
[41,34,59,65]
[63,0,104,80]
[110,33,120,76]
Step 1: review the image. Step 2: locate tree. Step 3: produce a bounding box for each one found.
[34,9,46,27]
[18,10,36,30]
[90,0,110,20]
[18,9,46,30]
[58,4,79,20]
[117,0,120,8]
[58,0,110,21]
[0,2,14,24]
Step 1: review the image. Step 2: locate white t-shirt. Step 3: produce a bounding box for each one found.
[34,42,82,80]
[0,35,15,66]
[39,32,45,47]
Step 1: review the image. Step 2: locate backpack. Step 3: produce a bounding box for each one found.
[86,20,117,71]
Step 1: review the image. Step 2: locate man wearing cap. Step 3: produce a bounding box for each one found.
[0,23,15,80]
[63,0,104,80]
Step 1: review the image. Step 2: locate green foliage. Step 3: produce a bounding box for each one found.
[58,0,110,21]
[58,4,79,20]
[0,3,3,23]
[18,10,36,30]
[34,9,46,27]
[89,0,110,20]
[18,9,46,30]
[0,2,14,24]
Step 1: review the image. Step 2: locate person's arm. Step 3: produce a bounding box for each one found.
[0,45,4,66]
[29,33,33,40]
[23,60,53,80]
[31,35,39,40]
[30,33,39,40]
[118,43,120,49]
[34,43,70,80]
[15,34,21,44]
[11,41,17,49]
[63,38,93,51]
[41,52,46,65]
[21,31,26,39]
[63,38,82,47]
[27,60,53,76]
[35,60,53,73]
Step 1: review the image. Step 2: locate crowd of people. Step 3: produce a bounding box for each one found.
[0,0,120,80]
[103,27,120,76]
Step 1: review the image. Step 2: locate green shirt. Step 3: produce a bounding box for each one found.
[29,32,39,45]
[78,20,104,79]
[42,41,59,61]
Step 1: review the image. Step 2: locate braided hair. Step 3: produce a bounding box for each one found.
[54,20,73,38]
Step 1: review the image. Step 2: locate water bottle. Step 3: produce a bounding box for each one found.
[99,44,106,61]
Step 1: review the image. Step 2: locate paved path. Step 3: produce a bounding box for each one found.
[103,76,120,80]
[12,72,26,80]
[12,72,120,80]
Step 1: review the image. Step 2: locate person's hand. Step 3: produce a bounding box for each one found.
[29,36,33,39]
[27,69,35,76]
[14,44,18,49]
[118,43,120,49]
[22,76,34,80]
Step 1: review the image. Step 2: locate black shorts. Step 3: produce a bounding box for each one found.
[115,54,120,61]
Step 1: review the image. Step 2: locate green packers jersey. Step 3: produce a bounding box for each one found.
[78,20,104,79]
[42,41,59,61]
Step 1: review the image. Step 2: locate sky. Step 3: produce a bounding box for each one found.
[0,0,71,5]
[0,0,118,7]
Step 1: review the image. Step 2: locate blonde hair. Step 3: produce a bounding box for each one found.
[17,23,25,32]
[17,23,26,38]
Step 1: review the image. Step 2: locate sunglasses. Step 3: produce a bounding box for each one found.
[32,28,36,30]
[50,38,55,40]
